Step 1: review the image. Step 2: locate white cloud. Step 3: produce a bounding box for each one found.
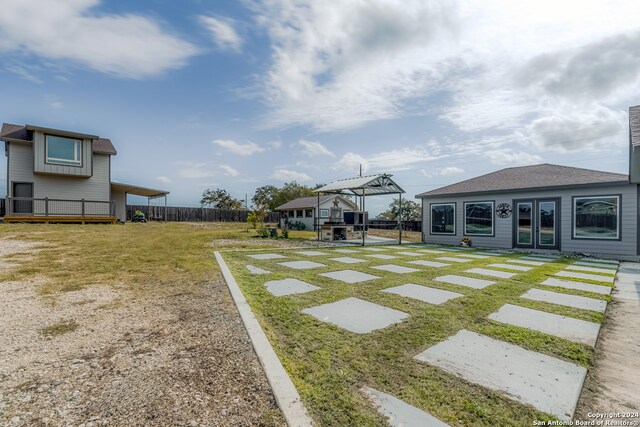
[421,166,465,177]
[270,169,312,182]
[0,0,198,78]
[298,139,334,157]
[268,140,282,149]
[332,152,370,174]
[219,164,239,176]
[212,139,265,156]
[483,149,543,166]
[198,15,242,52]
[178,163,216,179]
[5,63,43,84]
[333,146,438,174]
[156,176,171,183]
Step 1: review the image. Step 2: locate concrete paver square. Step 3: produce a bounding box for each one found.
[465,268,515,279]
[302,297,408,333]
[365,254,398,260]
[487,263,532,271]
[521,288,607,313]
[436,257,472,263]
[361,247,388,252]
[371,264,420,274]
[279,261,326,270]
[566,265,616,275]
[407,260,450,268]
[555,271,615,284]
[248,253,286,260]
[574,261,618,269]
[246,264,271,275]
[488,304,600,346]
[579,258,619,265]
[520,256,555,262]
[456,254,491,259]
[396,251,424,257]
[319,269,381,284]
[383,283,463,305]
[329,257,368,264]
[541,278,612,295]
[507,259,546,266]
[434,274,495,289]
[295,250,326,256]
[264,278,321,296]
[333,249,360,254]
[473,251,505,256]
[418,249,444,254]
[439,248,463,252]
[414,330,586,420]
[362,386,450,427]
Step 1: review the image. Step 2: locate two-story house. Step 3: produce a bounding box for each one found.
[1,123,168,223]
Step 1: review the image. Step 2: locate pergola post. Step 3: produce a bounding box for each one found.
[362,192,366,247]
[164,195,167,222]
[398,192,402,245]
[316,191,321,241]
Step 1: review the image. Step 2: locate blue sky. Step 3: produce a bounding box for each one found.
[1,0,639,214]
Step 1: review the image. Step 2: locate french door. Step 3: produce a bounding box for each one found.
[513,198,560,250]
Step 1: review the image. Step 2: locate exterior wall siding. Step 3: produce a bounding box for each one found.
[279,197,357,230]
[420,183,638,258]
[32,131,93,177]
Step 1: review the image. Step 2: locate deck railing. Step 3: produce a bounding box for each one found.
[6,197,115,217]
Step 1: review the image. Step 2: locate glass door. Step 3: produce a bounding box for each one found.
[513,198,560,250]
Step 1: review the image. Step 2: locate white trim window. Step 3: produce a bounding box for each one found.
[573,195,620,239]
[46,135,82,166]
[431,203,455,234]
[464,201,494,236]
[320,209,329,218]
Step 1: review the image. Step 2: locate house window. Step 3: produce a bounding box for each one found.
[320,209,329,218]
[296,210,303,218]
[464,201,494,235]
[46,135,82,167]
[305,209,313,218]
[431,203,455,234]
[573,196,620,239]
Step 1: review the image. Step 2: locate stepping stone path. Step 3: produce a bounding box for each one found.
[333,248,360,253]
[383,284,463,305]
[439,248,463,252]
[465,268,515,279]
[507,259,545,266]
[264,278,320,296]
[487,263,532,272]
[302,297,408,333]
[566,265,616,275]
[436,257,472,263]
[395,251,424,257]
[520,256,555,262]
[365,254,398,260]
[414,330,586,420]
[319,270,380,284]
[362,386,450,427]
[521,288,607,313]
[418,249,444,254]
[555,271,615,284]
[371,264,420,274]
[329,257,368,264]
[434,274,495,289]
[361,247,388,252]
[248,253,286,260]
[279,260,326,270]
[488,304,600,346]
[541,278,612,295]
[246,265,270,275]
[473,251,504,256]
[295,250,326,256]
[580,258,619,265]
[456,254,491,259]
[574,261,618,269]
[408,260,450,268]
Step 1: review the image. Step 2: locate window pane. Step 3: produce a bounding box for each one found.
[465,202,493,235]
[47,135,81,165]
[574,197,618,238]
[517,203,532,244]
[431,204,455,234]
[538,201,556,246]
[320,209,329,218]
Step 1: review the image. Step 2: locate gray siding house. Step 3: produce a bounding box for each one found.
[2,123,168,223]
[417,105,640,260]
[275,195,358,230]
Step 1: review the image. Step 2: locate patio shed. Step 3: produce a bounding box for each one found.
[416,105,640,260]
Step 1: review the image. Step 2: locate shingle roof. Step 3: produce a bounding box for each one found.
[0,123,117,155]
[417,164,629,198]
[631,105,640,147]
[275,195,357,211]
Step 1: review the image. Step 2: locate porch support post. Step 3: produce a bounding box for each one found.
[398,192,402,245]
[362,192,366,247]
[316,192,320,241]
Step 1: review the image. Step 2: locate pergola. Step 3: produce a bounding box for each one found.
[111,182,170,221]
[314,173,405,245]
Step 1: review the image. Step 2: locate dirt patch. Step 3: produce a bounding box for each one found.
[0,239,44,272]
[575,275,640,420]
[0,240,285,426]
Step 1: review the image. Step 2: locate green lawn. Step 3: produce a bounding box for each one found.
[223,246,613,426]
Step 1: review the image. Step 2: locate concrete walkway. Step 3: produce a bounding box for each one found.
[576,261,640,417]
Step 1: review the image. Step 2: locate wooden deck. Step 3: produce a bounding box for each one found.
[2,215,117,224]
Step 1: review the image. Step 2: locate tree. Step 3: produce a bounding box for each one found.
[252,185,279,211]
[200,188,243,209]
[252,181,322,211]
[375,198,421,221]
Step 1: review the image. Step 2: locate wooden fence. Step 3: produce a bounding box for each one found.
[127,205,280,223]
[0,198,5,217]
[368,219,422,231]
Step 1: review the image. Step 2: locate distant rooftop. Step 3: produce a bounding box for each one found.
[417,164,629,198]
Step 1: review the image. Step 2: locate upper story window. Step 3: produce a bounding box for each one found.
[46,135,82,167]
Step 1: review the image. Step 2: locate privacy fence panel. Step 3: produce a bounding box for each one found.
[127,205,279,223]
[368,220,422,231]
[0,198,5,217]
